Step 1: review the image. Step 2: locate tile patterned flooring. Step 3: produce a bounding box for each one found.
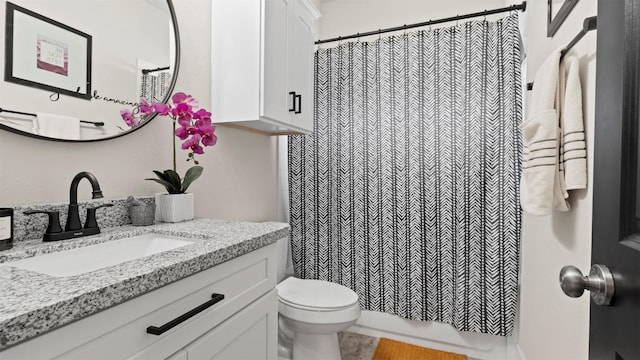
[338,332,380,360]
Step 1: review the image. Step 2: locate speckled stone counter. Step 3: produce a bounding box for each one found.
[0,218,289,350]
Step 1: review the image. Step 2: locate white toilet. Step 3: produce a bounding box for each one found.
[276,277,361,360]
[275,239,361,360]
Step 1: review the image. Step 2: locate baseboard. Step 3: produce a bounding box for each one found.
[505,343,526,360]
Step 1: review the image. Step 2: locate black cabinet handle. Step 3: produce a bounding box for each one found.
[289,92,297,112]
[295,94,302,114]
[146,293,225,335]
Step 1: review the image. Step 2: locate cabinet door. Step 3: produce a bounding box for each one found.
[211,0,262,122]
[185,290,278,360]
[263,0,294,124]
[289,0,316,132]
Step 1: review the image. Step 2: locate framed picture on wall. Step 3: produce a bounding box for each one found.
[4,2,92,100]
[547,0,580,37]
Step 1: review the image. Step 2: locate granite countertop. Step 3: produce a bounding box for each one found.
[0,218,289,350]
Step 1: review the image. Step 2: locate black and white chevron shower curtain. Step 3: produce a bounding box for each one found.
[288,13,522,336]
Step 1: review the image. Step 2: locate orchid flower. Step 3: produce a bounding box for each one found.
[120,109,139,127]
[120,92,217,176]
[182,133,204,155]
[139,99,154,114]
[172,92,198,108]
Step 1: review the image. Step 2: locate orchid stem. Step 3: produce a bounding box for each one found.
[172,118,177,172]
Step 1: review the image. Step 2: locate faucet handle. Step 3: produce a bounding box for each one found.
[23,210,63,235]
[84,203,114,229]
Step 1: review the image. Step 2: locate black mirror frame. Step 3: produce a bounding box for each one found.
[0,0,181,143]
[548,0,580,37]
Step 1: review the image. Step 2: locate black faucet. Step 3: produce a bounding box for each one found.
[66,171,104,231]
[24,171,113,242]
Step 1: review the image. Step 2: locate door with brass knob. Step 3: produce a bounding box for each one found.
[585,0,640,358]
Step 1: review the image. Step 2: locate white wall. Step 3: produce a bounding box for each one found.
[0,0,279,223]
[319,0,510,43]
[518,1,597,359]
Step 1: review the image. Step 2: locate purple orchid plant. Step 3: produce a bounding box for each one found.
[121,92,217,194]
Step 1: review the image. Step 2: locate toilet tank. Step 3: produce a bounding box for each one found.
[276,237,294,282]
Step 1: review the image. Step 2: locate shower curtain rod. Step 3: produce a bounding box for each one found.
[142,66,170,74]
[315,1,527,45]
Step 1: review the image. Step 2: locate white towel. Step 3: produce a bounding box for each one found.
[521,49,562,216]
[521,51,587,216]
[34,112,80,140]
[559,56,587,191]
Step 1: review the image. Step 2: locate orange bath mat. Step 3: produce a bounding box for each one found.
[372,338,467,360]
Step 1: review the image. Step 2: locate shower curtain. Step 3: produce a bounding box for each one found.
[140,71,171,102]
[288,13,522,336]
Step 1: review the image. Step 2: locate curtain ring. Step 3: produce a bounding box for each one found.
[49,92,60,101]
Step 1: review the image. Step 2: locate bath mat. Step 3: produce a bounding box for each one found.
[371,338,467,360]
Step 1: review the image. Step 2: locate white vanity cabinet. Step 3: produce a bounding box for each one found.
[0,243,279,360]
[211,0,320,135]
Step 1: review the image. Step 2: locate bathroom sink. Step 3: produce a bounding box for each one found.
[4,233,200,277]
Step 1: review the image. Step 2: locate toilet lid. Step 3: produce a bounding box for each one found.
[277,277,359,310]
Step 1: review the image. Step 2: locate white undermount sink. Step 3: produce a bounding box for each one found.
[4,233,200,277]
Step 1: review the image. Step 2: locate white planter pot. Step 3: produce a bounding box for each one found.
[155,193,194,223]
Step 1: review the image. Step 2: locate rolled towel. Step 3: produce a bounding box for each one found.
[34,112,80,140]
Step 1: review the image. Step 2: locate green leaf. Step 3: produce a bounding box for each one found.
[181,166,203,193]
[152,170,173,184]
[163,169,182,190]
[147,169,183,193]
[145,178,180,194]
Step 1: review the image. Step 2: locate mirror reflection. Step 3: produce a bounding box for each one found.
[0,0,179,141]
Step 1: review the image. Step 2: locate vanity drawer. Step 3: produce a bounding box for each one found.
[1,243,277,360]
[184,289,278,360]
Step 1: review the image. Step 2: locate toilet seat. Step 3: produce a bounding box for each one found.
[276,277,361,325]
[277,277,359,310]
[278,297,356,312]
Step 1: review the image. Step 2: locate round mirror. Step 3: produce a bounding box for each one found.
[0,0,180,142]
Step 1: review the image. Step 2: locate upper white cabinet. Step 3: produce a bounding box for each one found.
[211,0,320,135]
